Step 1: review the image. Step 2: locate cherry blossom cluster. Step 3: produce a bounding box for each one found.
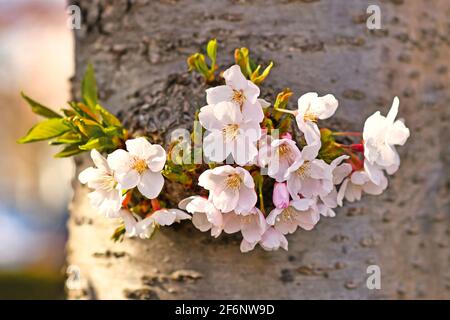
[78,63,410,251]
[19,45,410,253]
[175,64,409,252]
[79,137,191,239]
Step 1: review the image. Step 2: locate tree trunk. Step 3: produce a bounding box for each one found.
[67,0,450,299]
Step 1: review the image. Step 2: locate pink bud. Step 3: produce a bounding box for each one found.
[273,182,290,209]
[281,132,292,140]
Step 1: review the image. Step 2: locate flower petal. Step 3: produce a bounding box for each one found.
[126,137,152,158]
[199,104,223,131]
[107,149,132,173]
[146,144,166,172]
[137,171,164,199]
[240,239,257,253]
[222,212,241,234]
[90,149,109,171]
[116,169,139,189]
[192,212,212,232]
[223,65,248,91]
[78,167,99,185]
[206,85,233,105]
[151,209,177,226]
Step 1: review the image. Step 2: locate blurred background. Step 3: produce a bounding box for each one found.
[0,0,73,299]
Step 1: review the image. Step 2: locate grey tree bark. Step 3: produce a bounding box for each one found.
[67,0,450,299]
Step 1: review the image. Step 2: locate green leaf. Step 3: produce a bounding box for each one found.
[95,104,122,127]
[252,61,273,84]
[79,137,114,151]
[81,63,98,110]
[62,108,76,117]
[49,132,83,145]
[71,118,104,138]
[234,47,251,77]
[21,92,61,118]
[111,224,125,243]
[18,118,70,144]
[206,39,217,67]
[54,144,84,158]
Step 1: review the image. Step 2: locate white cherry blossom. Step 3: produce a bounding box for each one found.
[267,138,301,182]
[254,128,273,168]
[206,64,265,123]
[363,97,410,173]
[199,101,261,166]
[295,92,338,154]
[314,155,353,217]
[78,149,123,218]
[120,208,190,239]
[179,196,223,238]
[266,199,320,234]
[337,164,388,205]
[198,165,257,214]
[107,137,166,199]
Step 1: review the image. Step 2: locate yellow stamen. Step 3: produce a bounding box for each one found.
[296,161,311,179]
[303,106,318,122]
[232,89,246,106]
[97,174,117,191]
[222,124,239,141]
[225,174,241,190]
[277,207,297,223]
[278,144,291,157]
[241,215,254,224]
[132,157,148,174]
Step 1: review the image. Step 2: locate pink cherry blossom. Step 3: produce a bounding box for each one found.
[259,227,288,251]
[266,199,320,234]
[273,182,290,209]
[222,208,267,243]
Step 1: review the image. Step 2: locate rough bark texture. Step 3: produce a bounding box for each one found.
[67,0,450,299]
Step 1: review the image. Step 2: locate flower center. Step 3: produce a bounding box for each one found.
[241,215,254,224]
[277,207,297,223]
[232,89,246,106]
[375,135,387,150]
[278,144,291,157]
[277,143,297,164]
[98,174,117,191]
[132,157,148,174]
[296,161,311,179]
[303,106,318,122]
[225,174,241,190]
[222,124,240,141]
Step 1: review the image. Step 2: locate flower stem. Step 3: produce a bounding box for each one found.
[332,131,362,137]
[253,173,266,214]
[274,107,297,116]
[258,183,265,214]
[121,191,132,208]
[335,143,364,153]
[151,199,161,211]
